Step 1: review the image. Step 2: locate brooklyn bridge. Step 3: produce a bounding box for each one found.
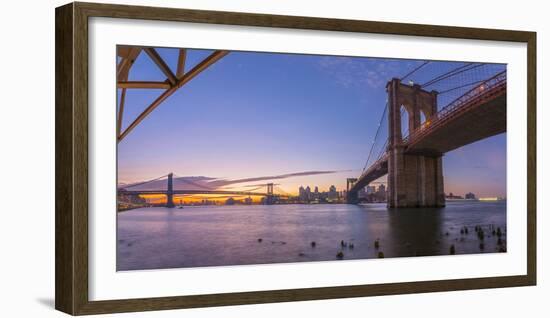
[117,46,506,208]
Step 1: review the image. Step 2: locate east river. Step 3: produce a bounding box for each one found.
[117,201,506,271]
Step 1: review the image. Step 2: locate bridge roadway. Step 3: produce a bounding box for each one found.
[405,78,506,155]
[349,74,506,194]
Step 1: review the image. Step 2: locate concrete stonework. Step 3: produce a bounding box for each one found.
[387,78,445,208]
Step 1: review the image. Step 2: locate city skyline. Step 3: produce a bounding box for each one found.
[127,182,490,206]
[118,48,506,198]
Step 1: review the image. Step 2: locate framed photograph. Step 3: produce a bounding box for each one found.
[55,2,536,315]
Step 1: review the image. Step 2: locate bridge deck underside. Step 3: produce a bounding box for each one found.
[350,159,388,192]
[406,94,506,155]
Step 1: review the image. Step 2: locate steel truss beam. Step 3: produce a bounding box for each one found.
[116,46,229,142]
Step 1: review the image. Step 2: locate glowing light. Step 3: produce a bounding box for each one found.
[478,197,501,201]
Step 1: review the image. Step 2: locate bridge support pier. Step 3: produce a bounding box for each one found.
[265,183,275,205]
[387,78,445,208]
[166,172,175,208]
[346,190,359,204]
[346,178,359,204]
[387,147,445,207]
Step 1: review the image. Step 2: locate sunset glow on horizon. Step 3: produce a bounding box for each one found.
[118,47,506,199]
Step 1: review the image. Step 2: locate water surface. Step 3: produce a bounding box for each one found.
[117,201,506,271]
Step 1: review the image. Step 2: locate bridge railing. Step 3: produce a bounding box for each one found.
[402,70,507,145]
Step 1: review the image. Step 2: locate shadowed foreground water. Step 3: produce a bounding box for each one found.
[117,201,506,271]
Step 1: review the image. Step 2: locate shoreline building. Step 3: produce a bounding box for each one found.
[328,185,338,201]
[446,192,464,199]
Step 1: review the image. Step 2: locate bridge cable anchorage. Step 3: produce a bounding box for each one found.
[362,102,388,173]
[422,63,486,88]
[400,61,430,81]
[119,174,169,190]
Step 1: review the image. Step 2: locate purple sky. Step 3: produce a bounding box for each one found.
[117,48,506,198]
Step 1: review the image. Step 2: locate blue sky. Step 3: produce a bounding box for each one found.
[117,47,506,198]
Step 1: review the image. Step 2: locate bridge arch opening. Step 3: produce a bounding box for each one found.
[400,105,410,138]
[420,110,427,126]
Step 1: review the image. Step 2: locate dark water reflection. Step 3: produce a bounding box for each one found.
[117,201,506,271]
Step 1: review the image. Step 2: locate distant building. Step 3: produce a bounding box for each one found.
[328,185,338,200]
[465,192,476,200]
[377,184,386,201]
[117,193,147,210]
[313,186,319,200]
[366,186,376,194]
[299,186,307,201]
[446,192,464,199]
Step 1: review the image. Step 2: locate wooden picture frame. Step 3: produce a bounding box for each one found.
[55,2,536,315]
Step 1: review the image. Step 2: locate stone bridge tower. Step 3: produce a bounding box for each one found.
[166,172,175,208]
[387,78,445,208]
[265,182,275,205]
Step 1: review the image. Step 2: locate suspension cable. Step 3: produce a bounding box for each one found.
[421,63,473,87]
[438,79,485,94]
[119,174,168,189]
[172,176,214,190]
[400,61,430,81]
[375,137,389,161]
[274,186,292,196]
[423,63,485,88]
[362,102,388,172]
